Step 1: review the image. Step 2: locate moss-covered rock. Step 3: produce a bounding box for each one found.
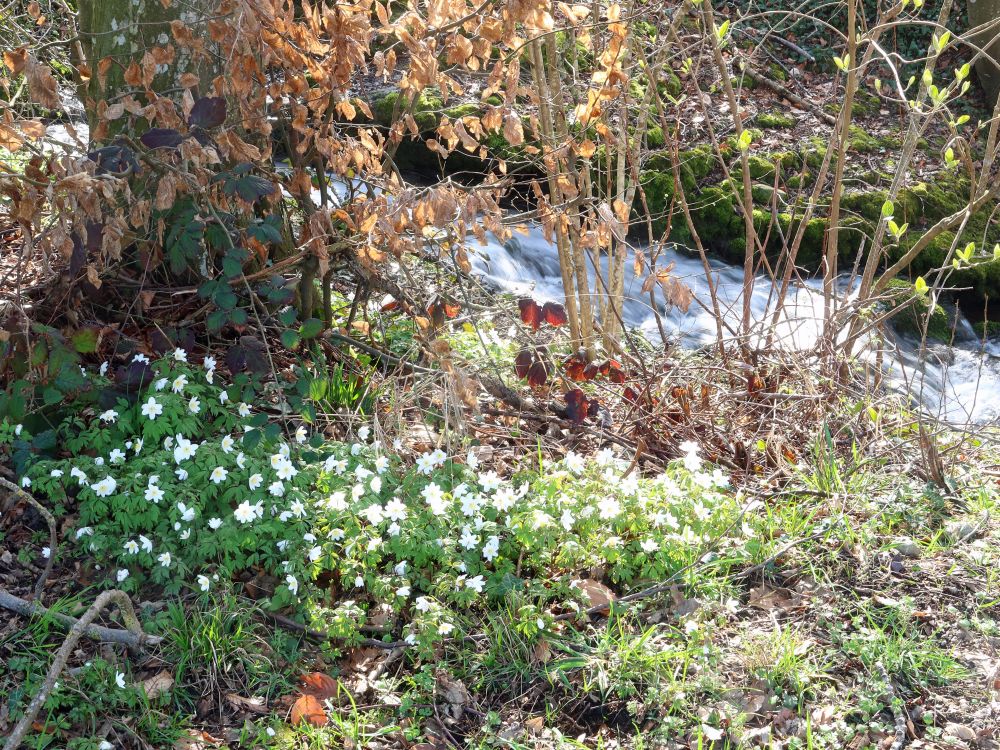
[972,320,1000,338]
[757,111,796,128]
[646,126,665,148]
[802,136,831,170]
[882,279,950,341]
[848,125,880,153]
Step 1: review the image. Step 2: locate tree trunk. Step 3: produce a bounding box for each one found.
[76,0,221,144]
[968,0,1000,106]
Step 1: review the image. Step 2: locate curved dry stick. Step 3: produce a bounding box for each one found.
[2,589,160,750]
[0,476,57,599]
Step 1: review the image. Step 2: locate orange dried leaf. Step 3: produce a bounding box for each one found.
[290,694,327,727]
[300,672,340,699]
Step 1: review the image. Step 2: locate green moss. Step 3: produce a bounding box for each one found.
[748,155,775,180]
[637,170,675,236]
[690,185,744,261]
[646,127,665,148]
[745,151,800,181]
[443,103,480,120]
[757,111,796,128]
[849,125,880,153]
[973,320,1000,338]
[802,137,830,170]
[882,279,950,341]
[659,71,683,99]
[907,180,966,217]
[683,144,715,183]
[787,171,813,189]
[824,90,881,118]
[372,89,447,131]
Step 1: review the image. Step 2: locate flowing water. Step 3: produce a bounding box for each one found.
[468,227,1000,424]
[48,123,1000,423]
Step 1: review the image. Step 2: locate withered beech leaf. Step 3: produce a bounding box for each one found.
[514,349,534,379]
[300,672,340,700]
[541,301,567,327]
[3,47,27,75]
[26,56,59,110]
[290,694,327,727]
[526,360,547,388]
[188,96,226,129]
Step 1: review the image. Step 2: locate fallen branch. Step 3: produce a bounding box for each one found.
[0,477,57,599]
[740,60,838,126]
[2,589,160,750]
[0,589,162,649]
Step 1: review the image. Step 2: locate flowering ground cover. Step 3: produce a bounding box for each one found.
[2,346,998,750]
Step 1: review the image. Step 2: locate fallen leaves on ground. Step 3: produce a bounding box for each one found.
[290,694,327,727]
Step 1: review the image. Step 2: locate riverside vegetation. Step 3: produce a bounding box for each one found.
[1,0,1000,749]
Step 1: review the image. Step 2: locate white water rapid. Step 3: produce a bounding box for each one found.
[468,227,1000,424]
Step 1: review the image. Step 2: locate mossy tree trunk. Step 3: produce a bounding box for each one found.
[76,0,221,145]
[968,0,1000,106]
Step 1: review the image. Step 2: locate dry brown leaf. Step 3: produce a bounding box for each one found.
[224,693,268,714]
[0,124,23,151]
[142,670,174,699]
[748,585,801,611]
[300,672,340,699]
[20,119,45,139]
[3,47,27,74]
[290,694,327,727]
[503,112,524,146]
[531,639,552,664]
[26,56,59,109]
[524,716,545,735]
[571,578,616,613]
[173,729,223,749]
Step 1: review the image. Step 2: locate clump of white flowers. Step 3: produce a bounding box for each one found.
[8,351,737,652]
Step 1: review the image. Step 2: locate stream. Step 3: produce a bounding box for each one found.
[44,123,1000,424]
[467,227,1000,424]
